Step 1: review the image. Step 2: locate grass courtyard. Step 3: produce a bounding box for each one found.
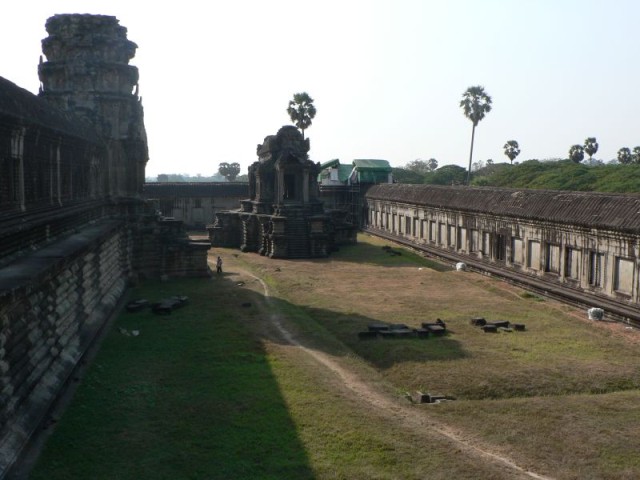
[30,234,640,479]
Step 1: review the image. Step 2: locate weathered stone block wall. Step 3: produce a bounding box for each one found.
[0,221,130,474]
[143,182,249,229]
[366,195,640,322]
[132,215,211,279]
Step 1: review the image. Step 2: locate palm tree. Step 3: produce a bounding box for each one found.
[584,137,599,161]
[569,144,584,163]
[287,92,316,139]
[503,140,520,164]
[218,162,241,181]
[460,86,492,185]
[617,147,632,164]
[633,146,640,164]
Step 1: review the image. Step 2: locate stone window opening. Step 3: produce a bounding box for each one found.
[283,173,297,201]
[448,224,456,248]
[495,234,506,261]
[470,229,478,252]
[527,240,541,270]
[589,251,605,287]
[482,232,491,256]
[564,247,579,279]
[545,243,560,274]
[614,257,633,294]
[511,237,523,265]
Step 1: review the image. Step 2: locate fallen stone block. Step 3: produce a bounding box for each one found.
[414,328,430,338]
[126,299,149,313]
[358,331,378,340]
[368,323,390,332]
[422,324,446,336]
[491,320,510,328]
[389,323,409,330]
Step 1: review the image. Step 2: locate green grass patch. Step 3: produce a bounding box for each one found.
[30,279,314,480]
[519,291,544,301]
[335,233,451,271]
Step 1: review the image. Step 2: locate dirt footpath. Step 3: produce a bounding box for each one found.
[218,256,554,480]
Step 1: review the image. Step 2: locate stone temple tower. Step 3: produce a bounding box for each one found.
[38,14,148,198]
[209,125,330,258]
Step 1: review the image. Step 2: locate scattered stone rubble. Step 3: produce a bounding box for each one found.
[358,319,447,340]
[470,317,526,333]
[126,296,189,315]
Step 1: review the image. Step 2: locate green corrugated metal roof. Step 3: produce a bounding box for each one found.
[319,158,340,170]
[352,159,392,172]
[338,165,352,182]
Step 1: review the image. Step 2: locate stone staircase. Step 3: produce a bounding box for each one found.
[284,212,310,258]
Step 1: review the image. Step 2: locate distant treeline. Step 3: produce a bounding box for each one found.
[146,173,249,183]
[394,160,640,193]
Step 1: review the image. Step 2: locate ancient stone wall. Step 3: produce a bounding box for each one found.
[0,14,209,476]
[366,185,640,323]
[143,182,249,229]
[132,215,211,278]
[0,221,130,474]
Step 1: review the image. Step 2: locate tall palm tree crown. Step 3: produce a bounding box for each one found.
[460,86,492,185]
[584,137,599,160]
[460,86,492,127]
[617,147,632,164]
[287,92,316,139]
[503,140,520,164]
[569,144,584,163]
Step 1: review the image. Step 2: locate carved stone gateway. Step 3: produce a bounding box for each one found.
[209,126,330,258]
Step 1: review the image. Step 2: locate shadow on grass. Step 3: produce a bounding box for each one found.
[29,264,468,480]
[29,277,316,480]
[303,237,451,271]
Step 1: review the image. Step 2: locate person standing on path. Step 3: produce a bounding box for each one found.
[216,256,223,274]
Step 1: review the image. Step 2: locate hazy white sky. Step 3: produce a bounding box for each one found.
[3,1,639,177]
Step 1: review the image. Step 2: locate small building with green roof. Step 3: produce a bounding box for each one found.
[318,158,393,229]
[318,159,393,186]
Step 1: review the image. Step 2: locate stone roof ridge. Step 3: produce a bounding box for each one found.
[366,183,640,232]
[0,75,99,142]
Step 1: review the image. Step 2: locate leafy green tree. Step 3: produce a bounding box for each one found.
[460,86,492,185]
[584,137,599,161]
[218,162,241,181]
[423,165,467,185]
[503,140,520,164]
[287,92,316,139]
[392,167,424,184]
[633,146,640,164]
[405,158,438,175]
[569,145,584,163]
[617,147,632,164]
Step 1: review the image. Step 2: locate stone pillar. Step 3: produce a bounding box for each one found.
[303,169,309,203]
[277,168,284,203]
[11,128,26,211]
